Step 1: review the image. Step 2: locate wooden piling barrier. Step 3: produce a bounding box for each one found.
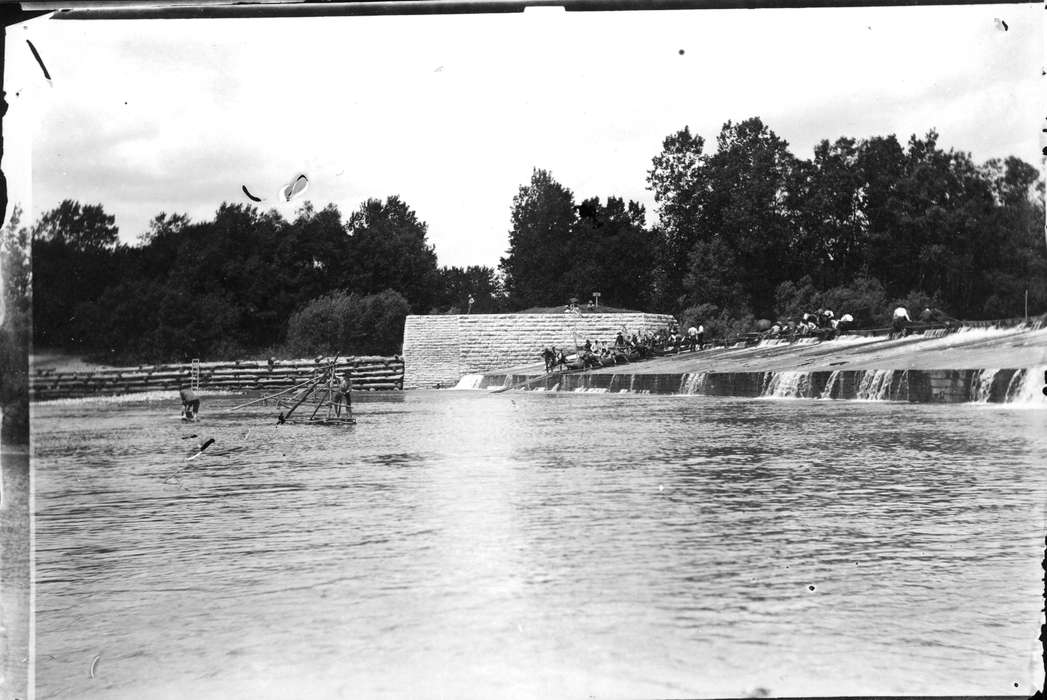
[30,355,405,401]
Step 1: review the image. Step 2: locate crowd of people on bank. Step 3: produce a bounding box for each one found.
[761,308,854,341]
[539,322,710,372]
[538,303,960,373]
[764,305,957,342]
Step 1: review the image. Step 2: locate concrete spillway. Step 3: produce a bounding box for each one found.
[461,324,1047,405]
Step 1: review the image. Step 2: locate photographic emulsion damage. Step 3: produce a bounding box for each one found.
[1,1,1045,698]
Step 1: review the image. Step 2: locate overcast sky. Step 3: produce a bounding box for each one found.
[4,3,1041,268]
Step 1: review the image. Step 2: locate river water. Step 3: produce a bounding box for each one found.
[32,390,1046,699]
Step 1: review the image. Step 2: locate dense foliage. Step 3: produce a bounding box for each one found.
[645,118,1046,322]
[25,116,1046,364]
[285,289,410,357]
[30,198,490,362]
[1,208,31,443]
[500,170,655,311]
[501,120,1044,323]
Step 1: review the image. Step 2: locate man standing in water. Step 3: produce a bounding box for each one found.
[179,385,200,421]
[332,370,352,417]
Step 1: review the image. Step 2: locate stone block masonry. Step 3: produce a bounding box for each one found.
[402,312,677,388]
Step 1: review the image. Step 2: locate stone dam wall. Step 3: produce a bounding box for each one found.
[30,356,404,401]
[469,367,1042,404]
[402,312,676,388]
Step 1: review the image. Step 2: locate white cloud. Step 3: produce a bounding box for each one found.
[13,4,1041,265]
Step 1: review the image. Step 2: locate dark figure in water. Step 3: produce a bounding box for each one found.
[179,386,200,421]
[333,370,352,417]
[541,347,555,373]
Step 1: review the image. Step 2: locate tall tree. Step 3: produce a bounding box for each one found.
[345,196,441,313]
[437,265,505,313]
[791,137,865,287]
[568,196,656,310]
[33,200,119,250]
[31,200,122,348]
[646,127,709,308]
[686,117,799,317]
[0,208,31,442]
[499,169,577,309]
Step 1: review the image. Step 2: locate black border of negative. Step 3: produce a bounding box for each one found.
[0,2,1043,699]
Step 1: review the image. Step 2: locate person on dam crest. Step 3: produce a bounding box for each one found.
[891,306,912,339]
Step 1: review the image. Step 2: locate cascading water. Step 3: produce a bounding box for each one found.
[819,370,842,399]
[452,374,484,390]
[969,369,1000,403]
[1003,367,1047,406]
[679,372,708,395]
[763,371,813,398]
[855,369,895,400]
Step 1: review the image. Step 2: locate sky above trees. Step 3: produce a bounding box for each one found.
[4,3,1041,268]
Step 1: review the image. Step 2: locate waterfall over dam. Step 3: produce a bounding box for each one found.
[452,322,1047,405]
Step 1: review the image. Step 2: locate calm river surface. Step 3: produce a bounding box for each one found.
[32,391,1046,699]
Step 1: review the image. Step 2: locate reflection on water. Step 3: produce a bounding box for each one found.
[32,392,1047,699]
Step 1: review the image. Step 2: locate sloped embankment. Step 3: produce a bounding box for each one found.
[465,324,1047,404]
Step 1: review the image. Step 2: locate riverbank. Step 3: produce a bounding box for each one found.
[459,324,1047,404]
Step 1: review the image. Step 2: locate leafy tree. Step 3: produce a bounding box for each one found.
[976,157,1047,317]
[773,275,820,320]
[0,208,31,443]
[568,197,656,311]
[32,201,122,348]
[646,127,709,308]
[652,118,1046,324]
[499,169,577,308]
[815,275,889,326]
[137,211,191,246]
[436,265,505,313]
[2,207,31,311]
[696,118,799,317]
[345,196,441,313]
[679,302,754,341]
[33,199,119,250]
[285,289,409,356]
[790,137,865,287]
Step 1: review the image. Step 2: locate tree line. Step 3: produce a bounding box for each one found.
[8,115,1045,365]
[502,118,1045,337]
[20,197,503,363]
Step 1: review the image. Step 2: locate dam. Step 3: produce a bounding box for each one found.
[425,319,1047,405]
